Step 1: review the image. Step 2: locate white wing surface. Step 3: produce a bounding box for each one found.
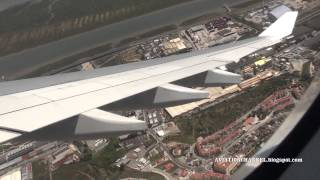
[0,12,298,143]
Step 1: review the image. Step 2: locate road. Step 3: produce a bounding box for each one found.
[147,129,192,170]
[0,142,65,176]
[144,167,175,180]
[297,8,320,24]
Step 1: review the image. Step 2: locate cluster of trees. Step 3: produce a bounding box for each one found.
[175,75,291,142]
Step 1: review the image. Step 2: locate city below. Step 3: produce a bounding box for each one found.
[0,0,320,180]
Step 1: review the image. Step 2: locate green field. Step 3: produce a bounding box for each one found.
[32,138,164,180]
[33,138,164,180]
[24,43,113,78]
[0,0,192,56]
[0,0,192,33]
[50,163,165,180]
[170,74,293,144]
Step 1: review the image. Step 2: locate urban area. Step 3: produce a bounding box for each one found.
[1,0,320,179]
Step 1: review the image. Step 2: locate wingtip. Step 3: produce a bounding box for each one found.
[259,11,298,39]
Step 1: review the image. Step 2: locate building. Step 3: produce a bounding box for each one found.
[0,168,21,180]
[0,163,32,180]
[189,25,205,33]
[81,62,94,71]
[213,161,239,175]
[20,163,32,180]
[179,169,189,178]
[270,5,291,19]
[85,139,109,152]
[163,163,175,172]
[290,59,314,77]
[50,144,80,171]
[156,130,165,137]
[254,57,271,67]
[172,147,182,156]
[196,137,222,157]
[165,87,224,118]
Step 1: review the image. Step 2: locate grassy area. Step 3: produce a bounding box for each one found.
[52,163,98,180]
[138,25,178,39]
[172,74,293,143]
[110,167,165,180]
[117,37,140,47]
[149,151,164,162]
[230,0,272,9]
[52,163,165,180]
[0,0,192,56]
[23,43,112,78]
[0,0,192,33]
[37,137,164,179]
[32,160,50,180]
[179,12,222,27]
[33,138,124,180]
[0,145,11,153]
[90,138,125,169]
[164,134,195,144]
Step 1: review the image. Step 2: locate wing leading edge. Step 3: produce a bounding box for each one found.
[0,11,298,143]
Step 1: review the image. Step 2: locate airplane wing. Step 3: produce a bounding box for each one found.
[0,12,298,143]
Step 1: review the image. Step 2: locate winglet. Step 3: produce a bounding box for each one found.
[259,11,298,39]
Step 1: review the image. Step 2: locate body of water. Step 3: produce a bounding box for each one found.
[0,0,252,80]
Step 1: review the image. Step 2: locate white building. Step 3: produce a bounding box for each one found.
[270,5,291,19]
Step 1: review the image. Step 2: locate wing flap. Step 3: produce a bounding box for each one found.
[0,12,298,143]
[104,83,209,110]
[204,69,241,86]
[0,60,225,133]
[9,109,146,142]
[77,109,147,135]
[154,83,209,104]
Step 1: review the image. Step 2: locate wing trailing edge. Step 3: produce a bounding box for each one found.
[175,69,241,87]
[9,109,147,142]
[104,83,209,110]
[0,11,299,144]
[77,109,147,136]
